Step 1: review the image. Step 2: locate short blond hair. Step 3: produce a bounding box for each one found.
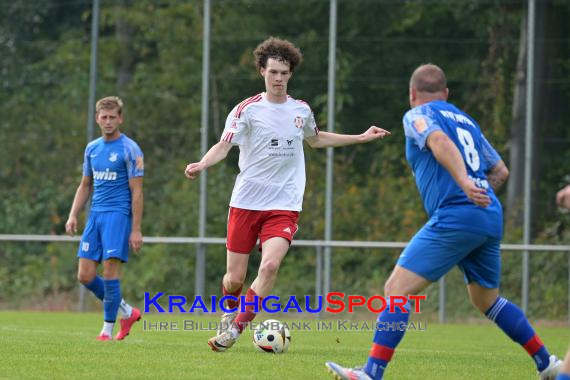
[96,96,124,115]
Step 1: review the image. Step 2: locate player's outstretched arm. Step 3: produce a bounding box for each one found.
[557,185,570,209]
[305,126,390,149]
[486,160,509,191]
[65,176,93,236]
[184,141,233,180]
[427,130,491,208]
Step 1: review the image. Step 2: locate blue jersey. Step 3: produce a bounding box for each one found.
[82,134,144,215]
[403,100,503,238]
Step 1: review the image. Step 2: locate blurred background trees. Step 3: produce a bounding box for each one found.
[0,0,568,319]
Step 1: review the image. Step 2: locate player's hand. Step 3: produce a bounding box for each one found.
[185,162,204,180]
[556,185,570,210]
[129,230,143,253]
[361,126,391,142]
[65,216,77,236]
[460,180,491,208]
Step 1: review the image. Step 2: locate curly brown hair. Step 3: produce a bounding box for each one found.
[253,37,303,72]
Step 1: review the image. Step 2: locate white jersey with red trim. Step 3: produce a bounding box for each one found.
[220,92,319,211]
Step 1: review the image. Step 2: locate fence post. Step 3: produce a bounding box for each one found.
[316,245,323,320]
[438,275,446,323]
[80,0,101,313]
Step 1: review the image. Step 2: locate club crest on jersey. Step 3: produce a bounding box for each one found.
[412,117,428,133]
[230,119,238,129]
[109,152,118,162]
[294,116,304,129]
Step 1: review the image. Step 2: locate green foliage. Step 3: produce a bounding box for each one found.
[1,0,569,319]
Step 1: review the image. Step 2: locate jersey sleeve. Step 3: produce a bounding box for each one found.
[402,106,442,150]
[480,134,502,172]
[124,140,144,178]
[221,104,249,145]
[82,145,92,177]
[303,111,319,138]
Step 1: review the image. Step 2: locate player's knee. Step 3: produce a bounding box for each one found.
[77,271,95,285]
[383,278,401,296]
[469,294,496,313]
[258,259,280,279]
[224,276,244,291]
[470,299,488,314]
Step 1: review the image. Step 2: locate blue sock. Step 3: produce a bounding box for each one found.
[557,374,570,380]
[103,279,121,323]
[365,300,410,380]
[84,276,105,301]
[486,297,551,371]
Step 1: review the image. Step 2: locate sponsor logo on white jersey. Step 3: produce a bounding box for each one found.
[93,168,118,180]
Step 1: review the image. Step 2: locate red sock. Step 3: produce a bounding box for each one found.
[234,288,263,333]
[222,283,243,310]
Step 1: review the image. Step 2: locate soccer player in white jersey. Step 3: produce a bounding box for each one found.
[184,37,390,352]
[66,97,144,341]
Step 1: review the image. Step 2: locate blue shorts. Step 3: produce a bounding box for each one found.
[397,225,501,288]
[77,211,131,263]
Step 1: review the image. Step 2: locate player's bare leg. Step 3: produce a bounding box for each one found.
[250,237,290,297]
[383,265,431,297]
[77,258,98,285]
[208,238,289,352]
[217,251,249,336]
[466,283,498,313]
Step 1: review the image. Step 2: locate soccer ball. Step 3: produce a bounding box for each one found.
[252,319,291,353]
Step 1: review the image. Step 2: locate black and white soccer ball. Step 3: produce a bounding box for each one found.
[252,319,291,353]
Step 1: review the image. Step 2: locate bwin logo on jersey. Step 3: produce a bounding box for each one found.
[93,168,118,180]
[109,152,118,162]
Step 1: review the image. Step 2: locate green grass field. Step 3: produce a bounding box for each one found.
[0,311,566,379]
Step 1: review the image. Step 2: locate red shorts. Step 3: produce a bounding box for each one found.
[226,207,299,254]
